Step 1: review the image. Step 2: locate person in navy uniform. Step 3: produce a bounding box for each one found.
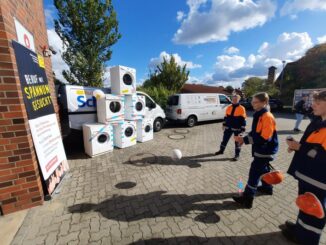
[233,92,279,208]
[215,94,246,161]
[282,91,326,245]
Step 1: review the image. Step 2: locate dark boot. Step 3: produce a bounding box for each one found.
[257,186,273,195]
[232,195,253,209]
[215,150,224,155]
[231,155,239,161]
[281,221,301,244]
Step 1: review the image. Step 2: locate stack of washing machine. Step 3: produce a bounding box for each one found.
[83,65,154,157]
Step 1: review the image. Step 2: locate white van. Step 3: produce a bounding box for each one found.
[165,93,231,127]
[57,85,166,136]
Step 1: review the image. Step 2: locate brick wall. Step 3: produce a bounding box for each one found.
[0,0,58,214]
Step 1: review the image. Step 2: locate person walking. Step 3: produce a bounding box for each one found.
[294,95,308,132]
[215,94,246,161]
[282,91,326,245]
[233,92,279,208]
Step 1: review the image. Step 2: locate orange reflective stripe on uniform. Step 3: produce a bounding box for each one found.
[306,128,326,150]
[296,192,325,219]
[256,112,276,140]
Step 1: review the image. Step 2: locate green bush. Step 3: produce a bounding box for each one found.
[138,85,173,110]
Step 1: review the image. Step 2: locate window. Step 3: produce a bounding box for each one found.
[167,96,179,106]
[219,95,231,104]
[145,96,155,108]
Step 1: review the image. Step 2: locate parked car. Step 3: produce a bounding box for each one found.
[165,93,231,127]
[240,97,283,111]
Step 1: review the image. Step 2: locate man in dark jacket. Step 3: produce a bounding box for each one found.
[294,95,308,132]
[215,94,246,161]
[283,91,326,245]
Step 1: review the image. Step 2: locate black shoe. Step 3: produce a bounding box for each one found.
[257,186,273,195]
[215,150,224,155]
[293,128,301,132]
[285,221,297,230]
[281,222,301,244]
[232,195,253,209]
[231,156,239,161]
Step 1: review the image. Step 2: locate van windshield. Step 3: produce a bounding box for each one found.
[167,96,179,106]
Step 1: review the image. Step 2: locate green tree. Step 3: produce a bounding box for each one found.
[225,85,234,94]
[54,0,121,87]
[242,77,279,98]
[143,56,189,92]
[141,56,189,108]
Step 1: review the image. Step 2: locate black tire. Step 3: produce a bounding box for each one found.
[153,118,163,132]
[186,116,197,127]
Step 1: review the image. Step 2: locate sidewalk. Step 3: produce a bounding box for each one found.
[8,114,325,244]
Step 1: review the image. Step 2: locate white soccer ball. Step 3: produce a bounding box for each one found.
[172,149,182,160]
[93,89,105,100]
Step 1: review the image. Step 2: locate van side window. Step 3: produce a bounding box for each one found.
[219,95,231,104]
[145,96,155,108]
[167,96,179,106]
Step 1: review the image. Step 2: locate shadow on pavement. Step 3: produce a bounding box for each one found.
[129,232,287,245]
[68,191,241,223]
[277,130,303,136]
[124,153,232,168]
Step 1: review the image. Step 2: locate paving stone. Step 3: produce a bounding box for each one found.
[9,115,326,245]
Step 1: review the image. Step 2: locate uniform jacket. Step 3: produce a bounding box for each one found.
[288,118,326,191]
[243,108,279,159]
[223,103,246,131]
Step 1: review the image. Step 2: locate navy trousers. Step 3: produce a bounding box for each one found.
[295,181,326,245]
[219,129,241,156]
[244,157,273,197]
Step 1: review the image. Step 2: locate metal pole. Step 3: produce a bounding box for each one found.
[280,60,286,97]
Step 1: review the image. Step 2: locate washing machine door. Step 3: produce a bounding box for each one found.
[135,101,144,112]
[109,101,121,113]
[144,124,151,133]
[97,133,110,143]
[123,73,133,85]
[125,126,135,138]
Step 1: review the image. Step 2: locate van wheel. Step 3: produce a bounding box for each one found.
[186,116,197,127]
[154,118,163,132]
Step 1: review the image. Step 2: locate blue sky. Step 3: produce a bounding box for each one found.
[44,0,326,88]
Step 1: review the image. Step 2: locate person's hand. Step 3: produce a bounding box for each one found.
[286,139,301,151]
[234,136,244,146]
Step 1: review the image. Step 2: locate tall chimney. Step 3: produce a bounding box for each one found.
[267,66,277,83]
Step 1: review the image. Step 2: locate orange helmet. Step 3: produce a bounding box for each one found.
[261,170,284,185]
[296,192,325,219]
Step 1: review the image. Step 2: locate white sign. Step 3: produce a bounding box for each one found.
[14,18,35,52]
[29,114,67,180]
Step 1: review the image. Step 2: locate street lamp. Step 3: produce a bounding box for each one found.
[280,60,286,97]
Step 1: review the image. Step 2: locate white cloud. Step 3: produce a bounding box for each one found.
[317,34,326,44]
[224,46,240,54]
[173,0,276,45]
[47,29,69,83]
[177,11,185,21]
[44,7,56,27]
[208,32,313,86]
[149,51,202,70]
[281,0,326,16]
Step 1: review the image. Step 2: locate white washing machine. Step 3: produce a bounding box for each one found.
[124,94,146,120]
[97,94,124,123]
[137,118,154,143]
[110,65,136,95]
[112,120,137,148]
[83,123,113,157]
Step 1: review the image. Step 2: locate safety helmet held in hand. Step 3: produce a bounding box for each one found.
[261,170,284,185]
[296,192,325,219]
